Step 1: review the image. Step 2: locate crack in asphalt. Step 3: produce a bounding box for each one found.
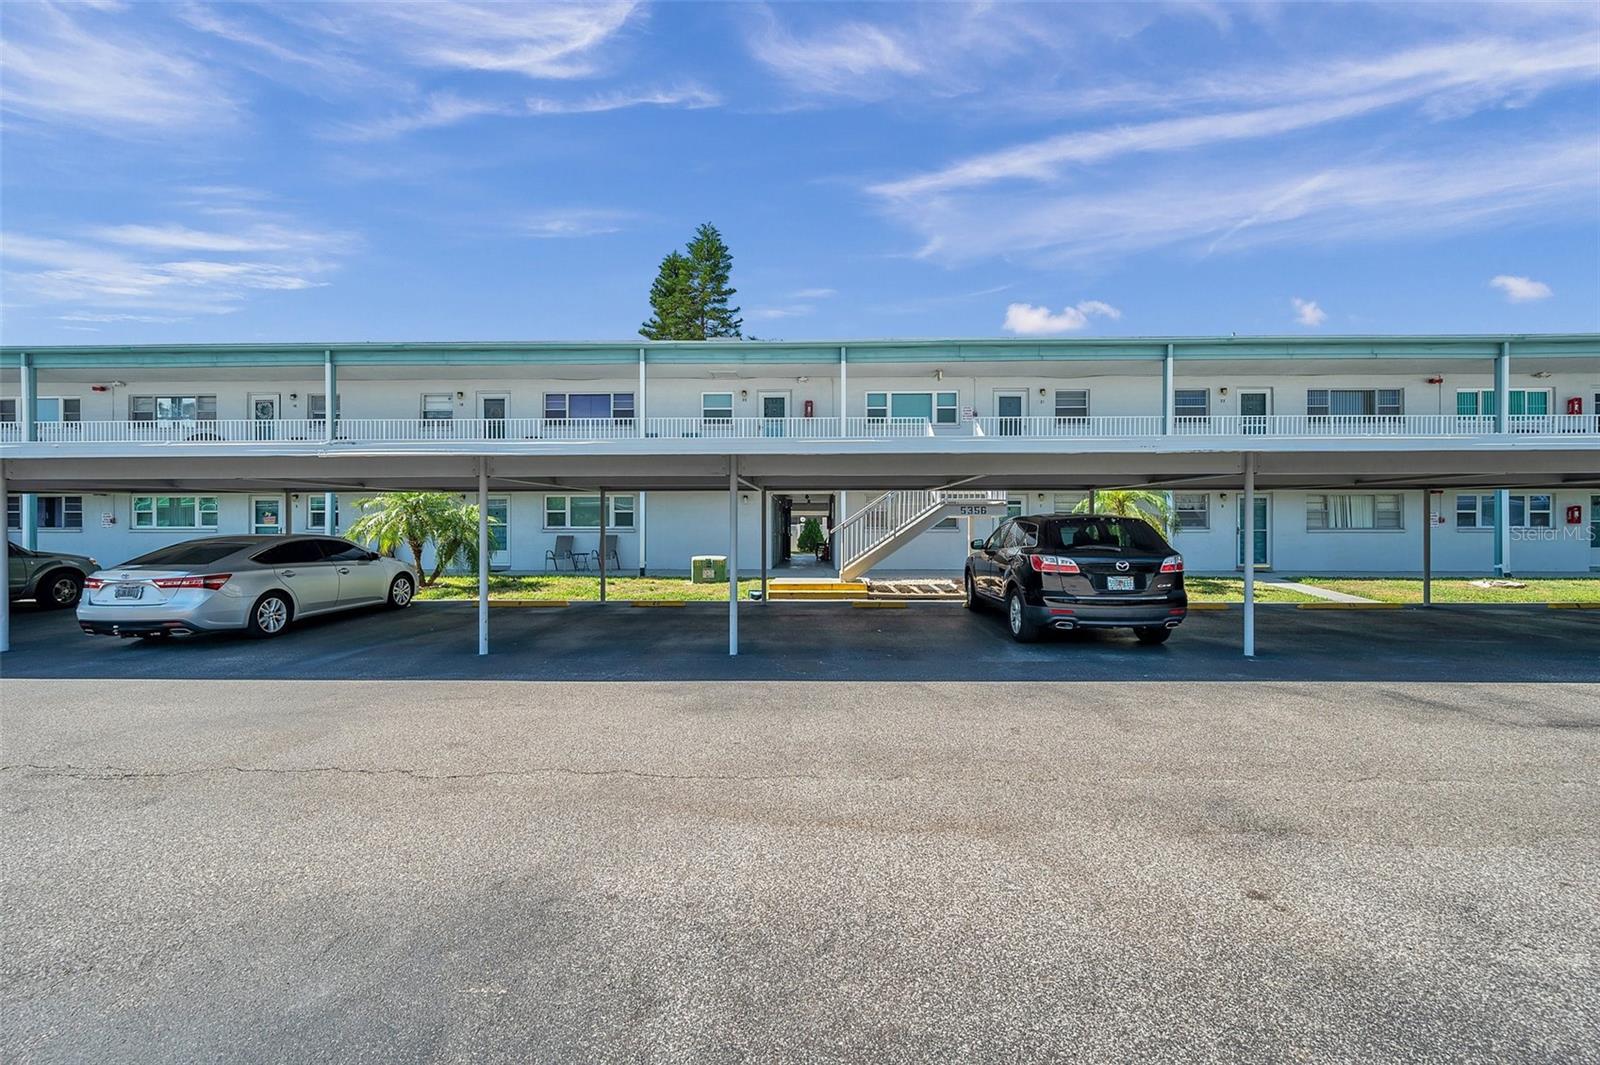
[2,763,1594,787]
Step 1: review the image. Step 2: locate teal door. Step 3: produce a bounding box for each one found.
[1236,495,1269,567]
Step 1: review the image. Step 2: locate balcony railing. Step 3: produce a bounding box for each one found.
[2,413,1596,446]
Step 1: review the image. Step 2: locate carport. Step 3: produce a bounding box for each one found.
[3,437,1597,659]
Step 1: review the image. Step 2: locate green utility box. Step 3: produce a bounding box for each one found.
[691,555,728,583]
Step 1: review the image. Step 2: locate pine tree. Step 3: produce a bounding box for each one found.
[685,222,742,338]
[639,223,742,340]
[639,251,697,340]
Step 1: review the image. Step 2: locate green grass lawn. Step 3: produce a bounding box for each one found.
[416,574,1320,603]
[1183,578,1320,603]
[415,575,763,601]
[1293,577,1600,604]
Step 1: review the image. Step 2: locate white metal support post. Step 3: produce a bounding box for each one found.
[728,457,739,656]
[759,488,768,603]
[324,492,336,534]
[282,491,292,535]
[19,354,36,550]
[478,458,489,656]
[0,460,9,653]
[1422,489,1433,606]
[838,345,847,437]
[637,347,647,439]
[1162,342,1175,435]
[1494,342,1510,576]
[1243,453,1257,658]
[598,488,608,603]
[638,348,648,575]
[323,349,337,444]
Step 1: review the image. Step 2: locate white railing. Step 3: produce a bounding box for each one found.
[842,417,938,438]
[836,490,939,574]
[4,413,1596,446]
[646,417,842,439]
[835,488,1008,577]
[972,415,1165,438]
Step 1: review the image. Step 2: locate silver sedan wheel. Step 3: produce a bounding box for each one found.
[256,596,289,634]
[391,576,414,606]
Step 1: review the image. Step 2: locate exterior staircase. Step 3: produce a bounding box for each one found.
[834,489,1007,581]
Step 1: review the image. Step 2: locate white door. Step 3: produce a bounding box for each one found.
[758,391,789,437]
[1236,494,1270,568]
[994,391,1026,436]
[252,496,283,535]
[249,393,279,440]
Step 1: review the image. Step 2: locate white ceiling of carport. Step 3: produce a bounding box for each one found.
[6,446,1597,494]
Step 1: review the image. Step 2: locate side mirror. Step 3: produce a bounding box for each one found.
[970,539,986,550]
[366,550,381,562]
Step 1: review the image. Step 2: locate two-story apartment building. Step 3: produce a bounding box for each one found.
[3,335,1598,580]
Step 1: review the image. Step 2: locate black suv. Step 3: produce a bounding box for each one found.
[964,514,1187,643]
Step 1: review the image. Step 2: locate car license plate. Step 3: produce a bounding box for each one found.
[114,583,144,600]
[1106,575,1135,591]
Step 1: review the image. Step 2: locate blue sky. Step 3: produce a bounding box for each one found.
[1,1,1597,345]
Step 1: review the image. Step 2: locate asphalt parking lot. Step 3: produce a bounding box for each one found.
[1,598,1598,682]
[2,603,1598,1063]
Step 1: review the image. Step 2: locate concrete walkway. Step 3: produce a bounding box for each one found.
[1259,578,1378,603]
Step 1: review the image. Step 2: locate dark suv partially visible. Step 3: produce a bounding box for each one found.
[964,515,1187,643]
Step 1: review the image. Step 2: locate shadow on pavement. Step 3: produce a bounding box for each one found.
[3,600,1596,683]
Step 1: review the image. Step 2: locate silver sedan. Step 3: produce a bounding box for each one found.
[77,534,417,639]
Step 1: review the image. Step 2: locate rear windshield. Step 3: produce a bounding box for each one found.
[1044,518,1168,554]
[121,541,251,568]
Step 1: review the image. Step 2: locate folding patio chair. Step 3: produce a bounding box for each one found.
[544,535,587,572]
[596,534,620,572]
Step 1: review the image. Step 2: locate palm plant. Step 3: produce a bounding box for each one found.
[1074,489,1176,536]
[348,492,494,586]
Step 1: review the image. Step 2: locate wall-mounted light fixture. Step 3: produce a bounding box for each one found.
[1218,387,1229,396]
[1532,370,1552,379]
[289,393,299,402]
[933,369,944,381]
[1038,388,1047,397]
[740,389,749,400]
[456,391,465,400]
[796,376,809,383]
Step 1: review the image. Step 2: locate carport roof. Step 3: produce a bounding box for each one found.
[2,332,1598,369]
[6,446,1599,494]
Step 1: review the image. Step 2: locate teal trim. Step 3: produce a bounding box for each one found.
[1,334,1595,370]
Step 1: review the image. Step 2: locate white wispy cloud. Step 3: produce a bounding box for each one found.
[0,1,236,132]
[334,85,719,140]
[750,306,814,321]
[1002,300,1122,336]
[521,209,634,239]
[871,32,1600,202]
[748,19,924,97]
[1291,298,1327,327]
[789,288,836,299]
[344,1,641,80]
[1489,275,1554,302]
[880,135,1599,265]
[2,195,358,317]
